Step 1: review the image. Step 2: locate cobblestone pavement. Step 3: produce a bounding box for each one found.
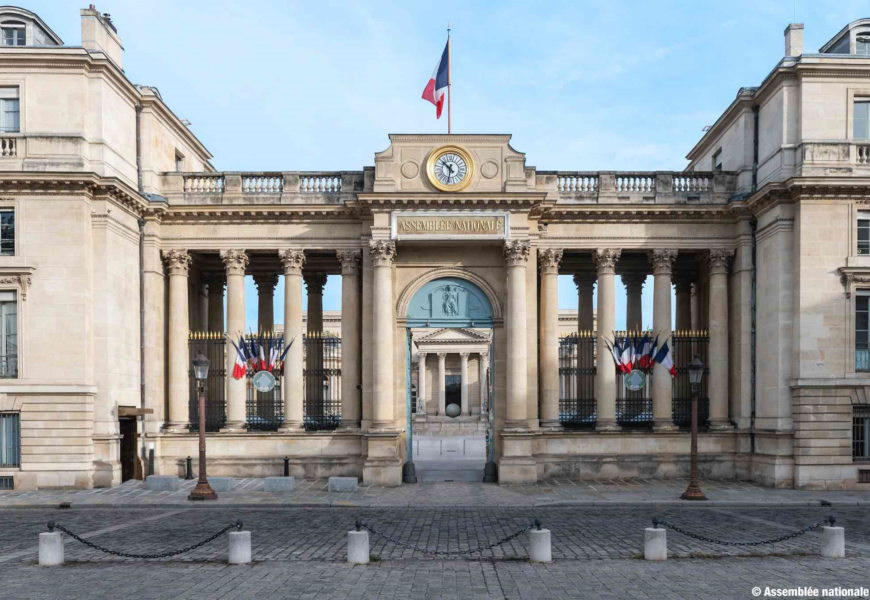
[1,477,869,508]
[1,506,870,598]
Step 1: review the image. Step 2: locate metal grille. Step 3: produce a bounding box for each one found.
[854,406,870,459]
[559,332,596,428]
[246,333,285,431]
[303,333,342,431]
[188,332,227,432]
[0,476,12,490]
[671,331,710,428]
[0,412,19,467]
[615,331,653,428]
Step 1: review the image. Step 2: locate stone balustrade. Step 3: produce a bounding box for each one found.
[0,137,16,157]
[184,174,225,193]
[242,173,283,194]
[543,170,735,204]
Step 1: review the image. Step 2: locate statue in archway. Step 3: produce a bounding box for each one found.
[442,286,459,317]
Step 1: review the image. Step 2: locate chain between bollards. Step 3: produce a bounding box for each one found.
[651,514,837,547]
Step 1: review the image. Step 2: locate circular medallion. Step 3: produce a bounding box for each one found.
[624,370,646,392]
[400,161,419,179]
[480,160,499,179]
[426,145,475,192]
[252,370,277,393]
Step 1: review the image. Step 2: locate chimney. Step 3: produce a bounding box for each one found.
[784,23,804,57]
[81,5,124,68]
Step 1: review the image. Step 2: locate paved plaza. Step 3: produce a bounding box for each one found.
[1,490,869,599]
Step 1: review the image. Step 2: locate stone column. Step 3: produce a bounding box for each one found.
[370,240,396,429]
[437,352,447,415]
[479,351,488,414]
[416,352,427,415]
[163,250,192,432]
[649,248,678,432]
[708,249,733,430]
[674,274,693,333]
[304,273,327,334]
[594,249,621,431]
[459,352,470,416]
[198,282,209,331]
[278,250,305,430]
[573,274,596,333]
[205,274,225,333]
[539,248,563,428]
[221,250,249,432]
[304,272,327,409]
[622,272,646,331]
[504,240,531,427]
[338,250,362,428]
[254,273,278,333]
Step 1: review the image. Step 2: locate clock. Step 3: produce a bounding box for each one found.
[426,146,474,192]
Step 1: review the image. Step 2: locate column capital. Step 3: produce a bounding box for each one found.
[220,249,249,276]
[337,249,361,275]
[417,351,428,359]
[573,272,597,290]
[369,240,397,267]
[479,351,489,361]
[504,240,531,267]
[620,271,647,292]
[279,249,306,276]
[162,249,191,276]
[252,272,279,291]
[303,272,328,292]
[437,352,447,361]
[593,248,621,274]
[538,248,563,274]
[648,248,678,275]
[202,272,226,288]
[673,273,694,294]
[707,248,734,275]
[459,351,470,360]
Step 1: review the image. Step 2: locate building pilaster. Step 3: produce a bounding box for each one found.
[708,249,733,430]
[338,250,361,428]
[163,249,192,433]
[504,240,530,428]
[539,247,562,428]
[369,240,396,429]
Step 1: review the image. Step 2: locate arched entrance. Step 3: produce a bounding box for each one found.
[404,276,495,482]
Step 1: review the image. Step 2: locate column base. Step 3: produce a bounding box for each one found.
[278,421,304,432]
[338,422,361,431]
[220,421,248,433]
[539,419,563,430]
[164,422,190,434]
[363,429,403,486]
[708,420,733,431]
[653,420,679,433]
[595,419,621,432]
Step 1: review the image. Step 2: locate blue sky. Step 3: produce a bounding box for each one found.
[26,0,868,328]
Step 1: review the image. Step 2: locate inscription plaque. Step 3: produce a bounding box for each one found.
[392,212,509,240]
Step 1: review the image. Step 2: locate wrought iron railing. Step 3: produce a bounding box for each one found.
[246,333,285,431]
[671,330,710,428]
[303,332,342,431]
[188,332,227,432]
[559,332,596,428]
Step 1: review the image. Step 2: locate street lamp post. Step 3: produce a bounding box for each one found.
[188,353,217,501]
[681,354,707,501]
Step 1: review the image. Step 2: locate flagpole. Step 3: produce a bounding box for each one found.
[447,22,451,135]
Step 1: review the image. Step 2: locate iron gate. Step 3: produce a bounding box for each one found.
[188,331,226,432]
[559,332,596,428]
[303,332,342,431]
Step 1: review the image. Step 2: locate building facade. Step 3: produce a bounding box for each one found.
[0,7,868,490]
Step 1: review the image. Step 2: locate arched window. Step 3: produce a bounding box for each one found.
[0,21,25,47]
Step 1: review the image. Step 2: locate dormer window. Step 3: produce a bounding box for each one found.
[1,22,25,46]
[858,34,870,55]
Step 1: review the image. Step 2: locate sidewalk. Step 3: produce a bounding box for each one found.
[1,477,868,508]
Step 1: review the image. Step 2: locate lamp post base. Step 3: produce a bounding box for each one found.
[680,483,707,501]
[188,482,218,501]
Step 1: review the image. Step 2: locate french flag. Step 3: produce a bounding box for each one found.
[230,338,247,381]
[653,341,677,377]
[421,41,449,119]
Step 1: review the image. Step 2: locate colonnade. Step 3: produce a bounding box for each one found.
[416,350,489,416]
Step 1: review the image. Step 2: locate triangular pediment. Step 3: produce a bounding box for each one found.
[414,327,490,343]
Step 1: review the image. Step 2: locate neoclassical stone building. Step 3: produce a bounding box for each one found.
[0,7,868,490]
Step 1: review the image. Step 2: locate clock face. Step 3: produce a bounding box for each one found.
[434,153,468,186]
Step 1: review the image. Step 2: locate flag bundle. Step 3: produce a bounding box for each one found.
[604,331,675,377]
[229,332,296,380]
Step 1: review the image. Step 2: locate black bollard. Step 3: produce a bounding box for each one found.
[148,447,155,477]
[185,456,194,480]
[283,456,290,477]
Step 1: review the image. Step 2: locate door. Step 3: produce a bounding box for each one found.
[119,418,137,482]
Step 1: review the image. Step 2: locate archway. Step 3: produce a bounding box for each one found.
[404,276,495,482]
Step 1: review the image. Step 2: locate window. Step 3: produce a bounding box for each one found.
[860,214,870,255]
[0,291,17,378]
[0,210,13,256]
[858,34,870,56]
[854,406,870,460]
[0,87,19,133]
[857,293,870,372]
[855,100,870,140]
[0,412,19,467]
[713,150,722,172]
[175,152,184,173]
[1,25,24,47]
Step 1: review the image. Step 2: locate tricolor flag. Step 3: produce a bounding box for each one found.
[229,338,247,380]
[258,332,267,371]
[421,40,449,119]
[247,334,259,370]
[608,337,623,372]
[268,336,278,372]
[637,333,651,370]
[653,340,677,377]
[621,334,633,374]
[277,335,297,374]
